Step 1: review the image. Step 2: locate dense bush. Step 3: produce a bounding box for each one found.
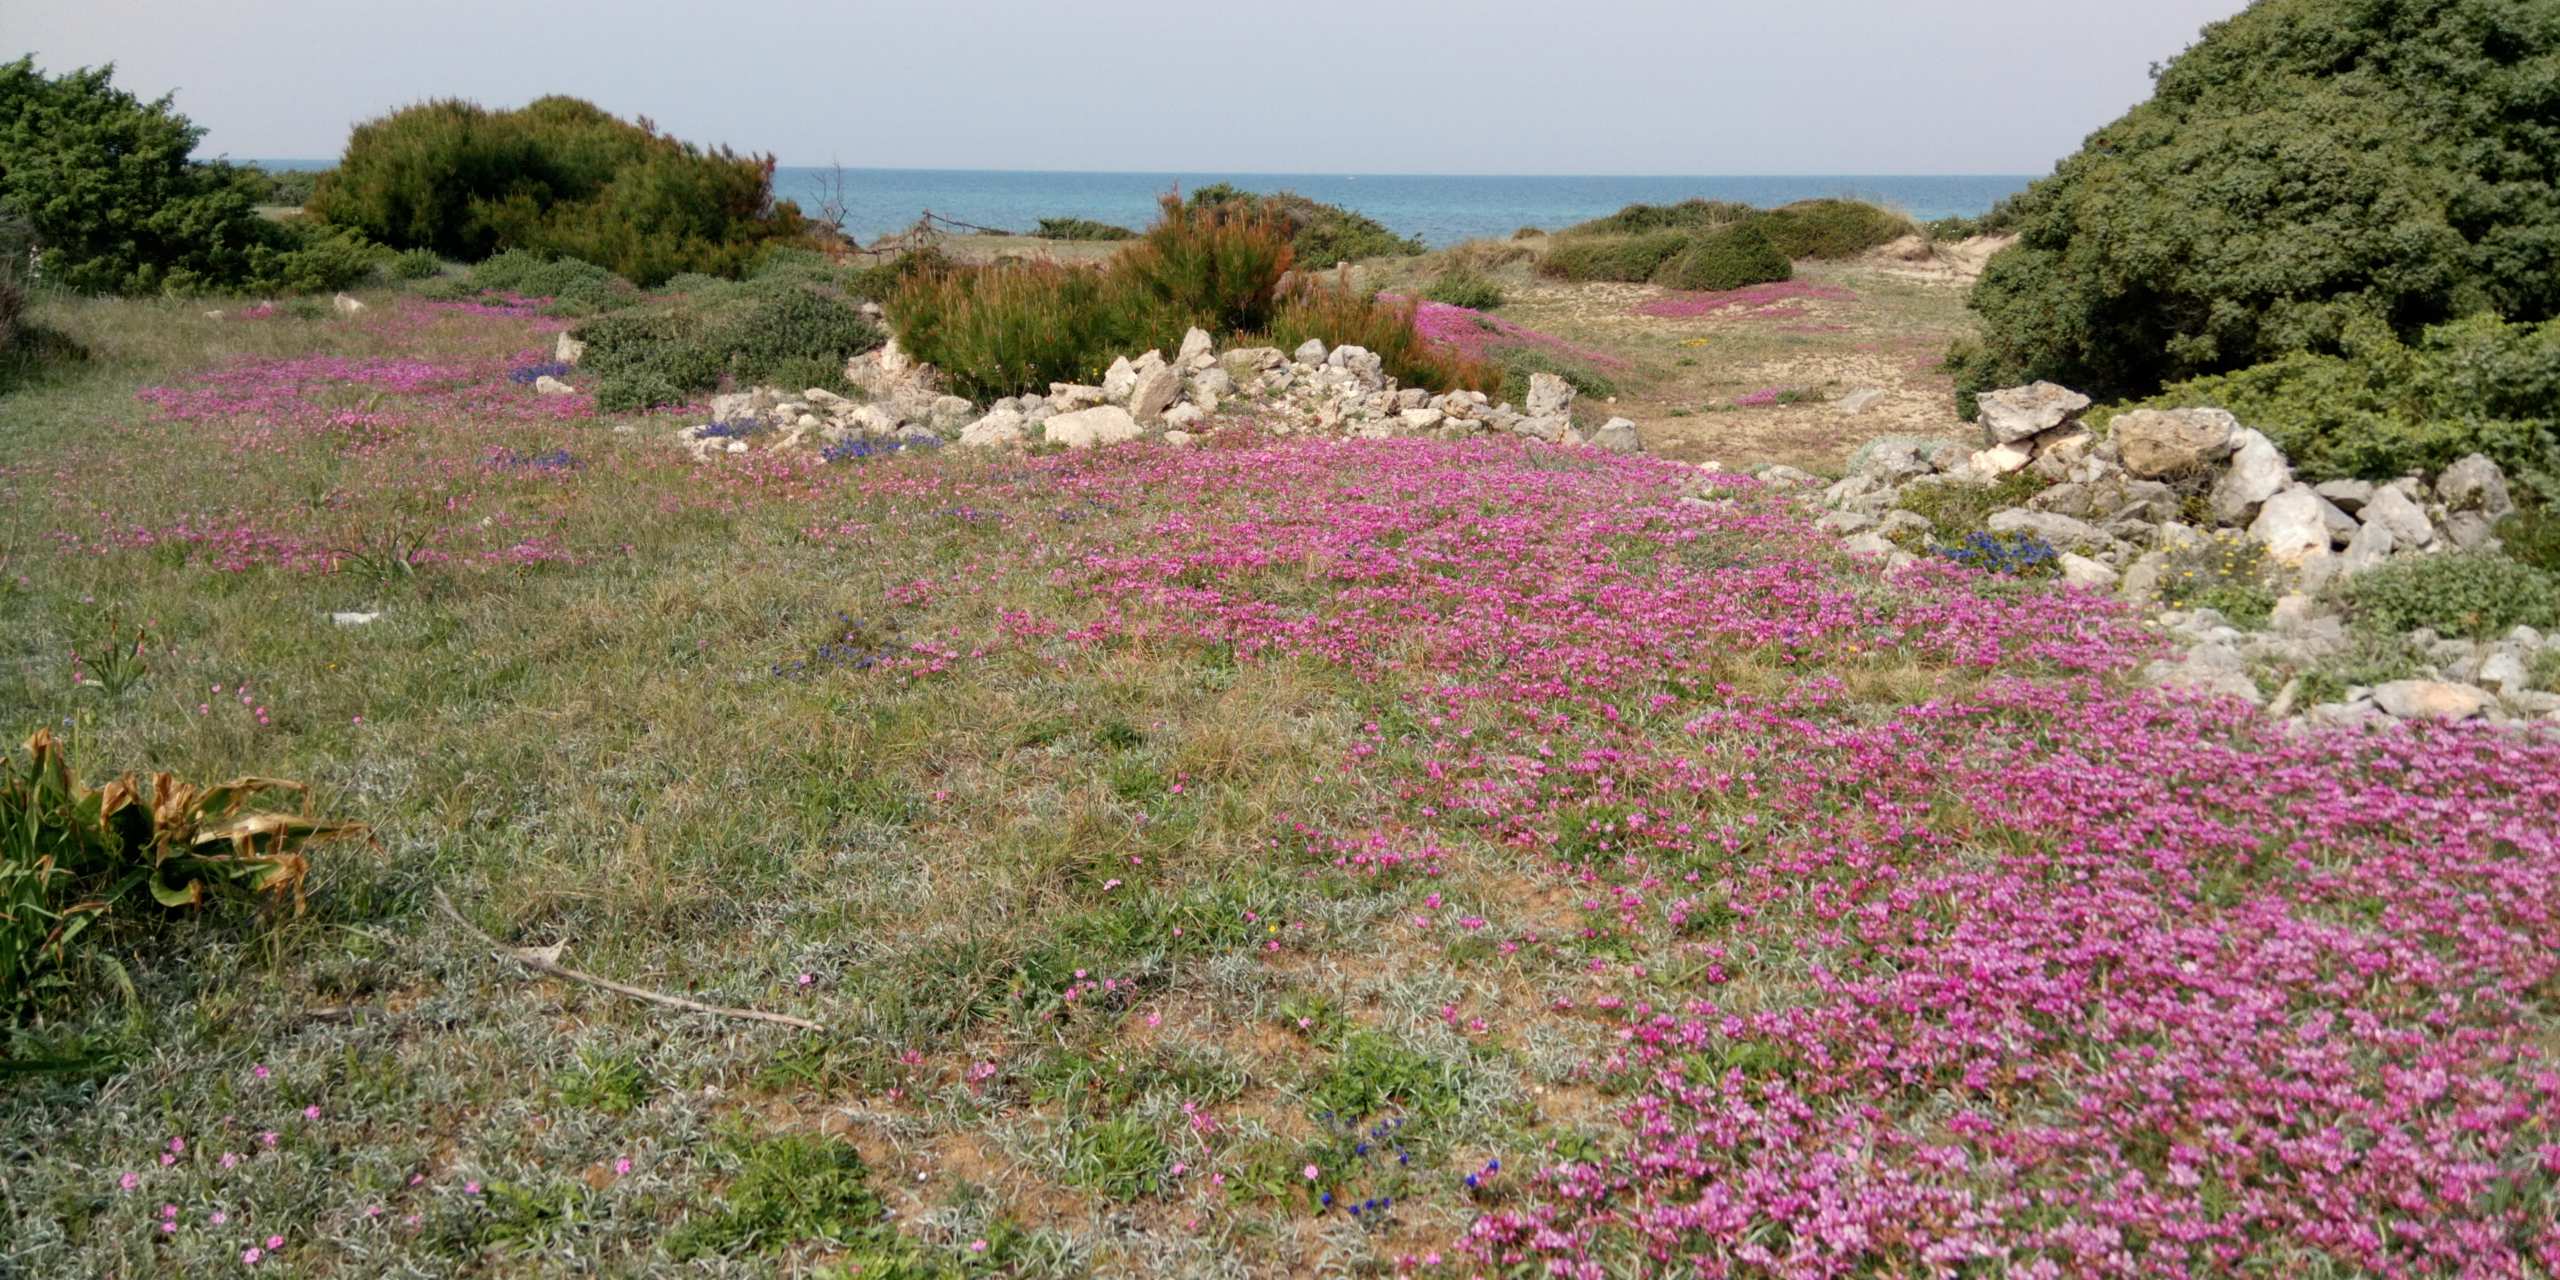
[1536,232,1691,284]
[1957,0,2560,404]
[888,262,1125,401]
[2501,508,2560,574]
[243,165,329,208]
[2342,552,2560,637]
[2118,314,2560,495]
[1564,199,1754,236]
[0,59,278,294]
[461,249,631,312]
[242,222,382,294]
[1753,199,1911,260]
[1184,184,1421,265]
[1650,222,1793,292]
[388,247,444,279]
[1538,202,1882,289]
[309,95,806,285]
[576,280,884,411]
[1112,197,1293,338]
[1033,217,1137,241]
[1422,268,1505,310]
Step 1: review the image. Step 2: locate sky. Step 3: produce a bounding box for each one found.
[11,0,2255,175]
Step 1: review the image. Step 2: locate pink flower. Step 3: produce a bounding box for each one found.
[242,1247,263,1264]
[1302,1164,1320,1181]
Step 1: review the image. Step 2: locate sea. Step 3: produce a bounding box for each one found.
[247,162,2033,249]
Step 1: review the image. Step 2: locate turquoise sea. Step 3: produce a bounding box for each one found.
[770,169,2033,247]
[248,163,2033,248]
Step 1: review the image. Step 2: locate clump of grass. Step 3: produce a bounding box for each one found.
[1063,1113,1173,1201]
[1422,268,1504,311]
[668,1130,886,1258]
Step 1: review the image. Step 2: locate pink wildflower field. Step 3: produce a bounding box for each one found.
[5,298,2557,1277]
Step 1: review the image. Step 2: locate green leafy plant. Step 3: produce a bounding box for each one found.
[1496,348,1616,406]
[1955,0,2560,403]
[1752,199,1913,259]
[1894,473,2044,542]
[3,730,366,1013]
[2341,552,2560,638]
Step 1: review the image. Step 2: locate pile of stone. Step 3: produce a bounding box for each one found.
[643,325,1647,462]
[670,340,971,461]
[1797,380,2553,730]
[951,328,1644,455]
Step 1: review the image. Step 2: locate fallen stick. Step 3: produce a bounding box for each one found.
[431,887,825,1033]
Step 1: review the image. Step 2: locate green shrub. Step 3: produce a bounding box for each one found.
[1537,232,1692,283]
[467,249,631,312]
[388,247,444,280]
[1422,268,1505,311]
[2342,552,2560,637]
[1753,199,1911,259]
[889,261,1124,401]
[3,729,365,1014]
[1956,0,2560,403]
[243,222,382,294]
[2160,529,2277,624]
[2500,507,2560,573]
[241,165,328,208]
[0,59,275,294]
[1111,195,1293,339]
[1565,199,1754,236]
[716,287,884,385]
[1650,222,1793,292]
[308,95,806,285]
[1185,184,1420,265]
[846,246,950,304]
[2119,314,2560,497]
[1034,217,1137,241]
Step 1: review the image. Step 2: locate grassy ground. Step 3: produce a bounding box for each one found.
[5,286,2558,1278]
[1359,236,1998,470]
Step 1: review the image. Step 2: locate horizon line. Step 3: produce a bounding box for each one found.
[209,156,2044,181]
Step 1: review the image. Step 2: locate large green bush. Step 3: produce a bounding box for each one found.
[1957,0,2560,403]
[1650,223,1793,292]
[309,95,806,285]
[0,59,276,294]
[1537,232,1692,284]
[2117,314,2560,494]
[1754,199,1912,260]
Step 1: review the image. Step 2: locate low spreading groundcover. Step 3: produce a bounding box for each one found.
[0,294,2556,1275]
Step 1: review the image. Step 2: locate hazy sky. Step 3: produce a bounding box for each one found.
[13,0,2253,174]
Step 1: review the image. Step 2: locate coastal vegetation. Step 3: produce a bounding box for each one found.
[1956,0,2560,480]
[308,95,807,284]
[11,2,2560,1271]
